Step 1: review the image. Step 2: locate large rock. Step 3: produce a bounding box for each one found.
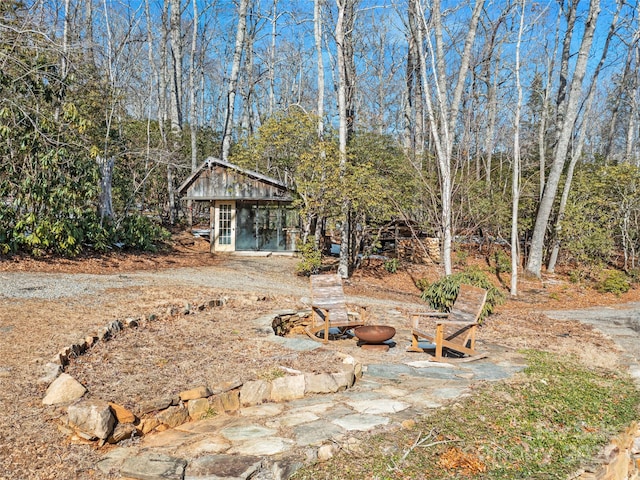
[210,378,242,395]
[187,398,210,421]
[42,373,86,405]
[240,380,271,406]
[270,375,305,402]
[180,386,211,401]
[156,405,189,428]
[37,362,62,386]
[139,397,173,415]
[210,390,240,413]
[305,372,349,394]
[120,453,186,480]
[108,423,137,444]
[185,454,261,480]
[68,400,115,440]
[109,402,136,424]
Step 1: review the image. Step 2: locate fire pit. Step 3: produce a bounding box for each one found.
[354,325,396,351]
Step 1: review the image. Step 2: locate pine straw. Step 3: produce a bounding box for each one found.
[65,294,343,408]
[1,247,639,479]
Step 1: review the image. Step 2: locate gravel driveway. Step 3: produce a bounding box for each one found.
[0,256,309,300]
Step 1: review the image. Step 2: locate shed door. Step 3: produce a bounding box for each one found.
[214,201,236,252]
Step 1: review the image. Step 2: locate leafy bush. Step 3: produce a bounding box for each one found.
[114,214,170,252]
[415,278,430,292]
[383,258,399,273]
[626,268,640,285]
[568,268,587,284]
[295,240,321,276]
[420,267,505,321]
[493,248,511,274]
[454,249,469,266]
[596,270,631,295]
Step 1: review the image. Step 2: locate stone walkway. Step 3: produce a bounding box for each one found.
[95,308,528,480]
[545,304,640,386]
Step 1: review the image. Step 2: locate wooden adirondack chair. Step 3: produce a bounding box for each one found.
[305,273,365,343]
[407,284,488,362]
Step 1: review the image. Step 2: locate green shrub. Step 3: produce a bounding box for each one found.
[626,268,640,285]
[596,270,631,295]
[114,214,170,252]
[420,267,505,321]
[295,240,321,276]
[383,258,399,273]
[493,248,511,274]
[454,249,469,266]
[568,268,587,284]
[415,278,430,292]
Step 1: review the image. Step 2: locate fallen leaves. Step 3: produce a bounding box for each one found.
[438,447,487,476]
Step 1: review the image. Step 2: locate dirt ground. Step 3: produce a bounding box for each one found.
[1,233,638,479]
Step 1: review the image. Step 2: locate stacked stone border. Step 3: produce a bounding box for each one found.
[574,422,640,480]
[40,299,362,448]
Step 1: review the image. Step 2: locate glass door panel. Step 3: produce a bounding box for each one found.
[214,201,235,251]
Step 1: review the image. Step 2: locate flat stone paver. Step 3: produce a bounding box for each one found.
[228,437,294,456]
[120,453,187,480]
[239,404,284,418]
[463,363,525,381]
[220,425,277,442]
[345,398,409,414]
[265,411,319,428]
[184,454,262,480]
[293,420,344,446]
[332,413,390,431]
[175,437,231,457]
[102,339,532,479]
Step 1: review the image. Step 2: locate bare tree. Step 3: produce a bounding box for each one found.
[315,0,325,139]
[335,0,357,278]
[511,0,525,296]
[221,0,249,162]
[403,0,424,158]
[414,0,484,275]
[526,0,601,277]
[547,0,622,273]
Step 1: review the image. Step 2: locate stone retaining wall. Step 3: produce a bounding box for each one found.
[574,422,640,480]
[40,299,362,447]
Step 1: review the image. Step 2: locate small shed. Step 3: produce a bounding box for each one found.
[178,157,299,253]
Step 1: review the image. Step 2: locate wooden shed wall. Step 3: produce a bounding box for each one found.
[185,166,292,200]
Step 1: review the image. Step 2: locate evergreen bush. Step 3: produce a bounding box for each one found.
[596,270,631,295]
[295,240,322,276]
[419,267,505,321]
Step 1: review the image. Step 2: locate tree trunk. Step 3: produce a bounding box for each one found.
[335,0,357,278]
[538,19,559,200]
[97,155,115,223]
[169,0,183,132]
[240,11,256,137]
[510,0,525,297]
[315,0,325,138]
[526,0,601,277]
[269,0,279,118]
[188,0,199,227]
[625,44,639,163]
[414,0,484,276]
[84,0,95,67]
[547,0,621,273]
[167,0,183,225]
[221,0,249,162]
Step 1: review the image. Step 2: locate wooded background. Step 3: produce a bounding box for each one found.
[1,0,640,291]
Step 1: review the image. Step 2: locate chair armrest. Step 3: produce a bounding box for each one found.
[409,311,449,318]
[435,320,478,326]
